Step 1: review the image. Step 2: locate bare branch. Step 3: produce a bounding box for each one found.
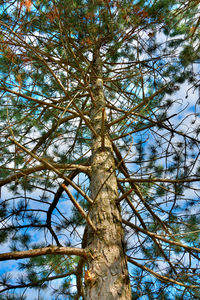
[101,108,105,149]
[0,86,68,113]
[8,137,93,204]
[128,257,199,289]
[0,164,90,187]
[61,184,97,232]
[0,271,75,293]
[123,219,200,254]
[119,177,200,184]
[0,246,89,261]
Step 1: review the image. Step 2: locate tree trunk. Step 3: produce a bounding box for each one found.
[84,51,132,300]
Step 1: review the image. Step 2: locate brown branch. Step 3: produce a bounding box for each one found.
[117,188,133,202]
[118,183,177,273]
[123,219,200,254]
[75,258,85,300]
[114,144,178,272]
[61,184,97,232]
[112,142,170,235]
[0,271,75,293]
[133,183,170,234]
[118,182,146,228]
[0,86,68,112]
[127,257,199,289]
[133,111,200,144]
[111,123,154,141]
[46,170,81,246]
[101,108,105,149]
[108,85,167,127]
[191,16,200,38]
[71,100,98,137]
[109,99,199,144]
[0,224,45,231]
[30,115,80,155]
[0,246,89,261]
[0,163,90,187]
[118,177,200,184]
[8,138,93,204]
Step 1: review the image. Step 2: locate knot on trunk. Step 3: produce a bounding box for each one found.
[84,270,96,286]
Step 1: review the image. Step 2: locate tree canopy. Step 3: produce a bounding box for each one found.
[0,0,200,299]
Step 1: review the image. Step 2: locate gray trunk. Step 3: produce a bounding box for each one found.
[84,51,132,300]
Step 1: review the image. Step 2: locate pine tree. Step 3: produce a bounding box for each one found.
[0,0,200,299]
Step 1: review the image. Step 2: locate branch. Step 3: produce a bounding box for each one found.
[71,100,98,137]
[61,184,97,233]
[101,108,105,149]
[0,246,89,261]
[113,142,170,234]
[111,123,154,141]
[0,86,68,113]
[118,183,146,229]
[131,183,171,234]
[133,111,200,144]
[110,112,179,142]
[119,187,177,273]
[123,219,200,255]
[46,170,81,246]
[0,163,90,187]
[8,138,93,204]
[117,188,133,202]
[0,224,45,231]
[75,258,85,300]
[118,177,200,184]
[108,85,167,127]
[30,115,81,155]
[0,271,75,293]
[127,257,199,289]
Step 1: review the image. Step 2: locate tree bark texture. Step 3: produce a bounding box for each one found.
[84,51,132,300]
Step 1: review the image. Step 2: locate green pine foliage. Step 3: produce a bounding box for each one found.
[0,0,199,299]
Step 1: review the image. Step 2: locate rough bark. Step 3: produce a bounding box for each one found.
[84,50,132,300]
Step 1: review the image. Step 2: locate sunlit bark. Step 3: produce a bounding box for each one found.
[84,51,132,299]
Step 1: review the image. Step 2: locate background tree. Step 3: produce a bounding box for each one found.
[0,0,200,299]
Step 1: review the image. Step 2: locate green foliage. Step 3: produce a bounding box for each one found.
[179,45,199,66]
[0,0,199,299]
